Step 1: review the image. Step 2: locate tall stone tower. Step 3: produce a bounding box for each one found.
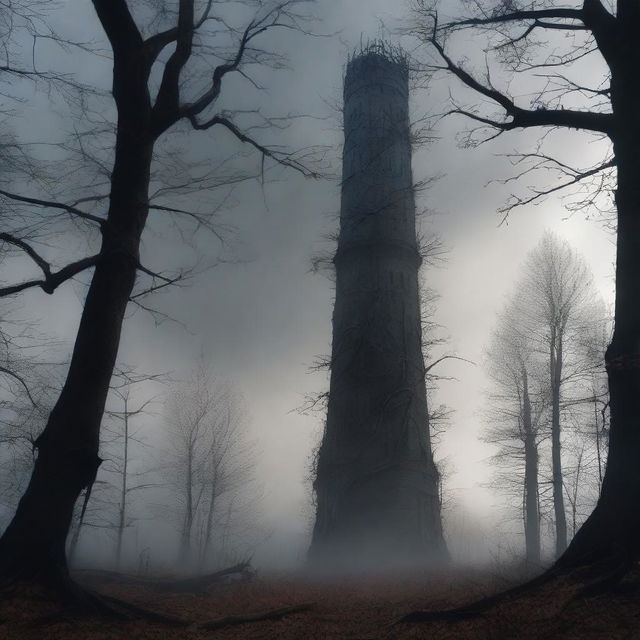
[309,43,447,568]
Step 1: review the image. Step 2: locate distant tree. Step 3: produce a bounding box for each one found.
[578,313,611,494]
[520,232,599,556]
[562,440,593,539]
[162,364,256,570]
[484,233,606,562]
[0,0,316,592]
[559,310,611,537]
[485,296,547,565]
[164,370,211,565]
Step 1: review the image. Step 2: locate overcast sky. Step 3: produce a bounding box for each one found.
[2,0,616,566]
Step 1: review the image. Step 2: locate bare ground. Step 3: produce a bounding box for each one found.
[2,566,640,639]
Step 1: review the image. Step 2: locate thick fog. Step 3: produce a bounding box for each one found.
[0,0,615,573]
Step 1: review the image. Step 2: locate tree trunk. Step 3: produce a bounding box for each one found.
[522,367,540,565]
[593,387,604,492]
[67,507,86,564]
[115,401,129,569]
[569,448,583,539]
[551,328,567,556]
[557,85,640,569]
[180,445,194,566]
[0,126,154,586]
[201,474,217,568]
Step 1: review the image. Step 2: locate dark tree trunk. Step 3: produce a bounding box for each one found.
[0,119,154,585]
[557,70,640,569]
[0,0,288,591]
[522,367,540,565]
[551,330,567,557]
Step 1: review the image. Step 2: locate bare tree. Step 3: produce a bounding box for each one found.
[164,368,211,566]
[485,296,547,565]
[484,232,606,565]
[578,310,611,494]
[198,388,254,567]
[409,0,636,574]
[162,364,256,571]
[562,432,601,539]
[102,368,162,569]
[0,0,317,592]
[521,232,598,556]
[558,311,611,538]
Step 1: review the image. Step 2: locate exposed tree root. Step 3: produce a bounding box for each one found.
[572,561,634,599]
[1,575,190,627]
[3,572,317,632]
[30,590,190,627]
[200,602,315,631]
[397,569,559,624]
[97,593,191,626]
[399,552,639,626]
[73,560,253,593]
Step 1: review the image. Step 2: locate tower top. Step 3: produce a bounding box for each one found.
[347,39,408,68]
[344,40,409,102]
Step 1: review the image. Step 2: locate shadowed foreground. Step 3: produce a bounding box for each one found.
[2,567,639,639]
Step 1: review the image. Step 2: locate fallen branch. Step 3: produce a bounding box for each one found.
[200,602,315,631]
[74,561,253,593]
[155,561,253,593]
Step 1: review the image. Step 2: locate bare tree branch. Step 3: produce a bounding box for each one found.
[426,20,614,136]
[152,0,196,129]
[0,237,99,297]
[0,188,104,226]
[0,365,37,407]
[186,114,319,177]
[498,155,616,220]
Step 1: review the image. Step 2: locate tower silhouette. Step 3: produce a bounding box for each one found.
[309,43,447,567]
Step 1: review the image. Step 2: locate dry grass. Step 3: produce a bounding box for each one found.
[1,566,639,639]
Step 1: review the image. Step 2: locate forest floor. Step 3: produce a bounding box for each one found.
[2,565,640,639]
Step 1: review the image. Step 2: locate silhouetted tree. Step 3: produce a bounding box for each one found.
[0,0,315,592]
[410,0,637,573]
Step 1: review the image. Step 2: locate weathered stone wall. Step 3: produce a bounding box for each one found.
[310,46,448,568]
